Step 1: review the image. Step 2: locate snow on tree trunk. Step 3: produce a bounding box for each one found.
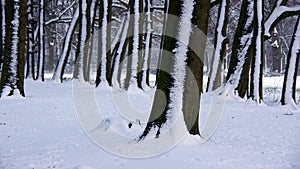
[52,8,79,83]
[37,0,45,81]
[281,16,300,107]
[223,0,254,97]
[111,16,129,88]
[105,0,112,86]
[124,0,141,90]
[250,0,264,103]
[0,0,4,71]
[207,0,229,92]
[0,0,26,97]
[26,0,33,79]
[137,0,145,90]
[183,0,209,135]
[95,0,110,87]
[140,0,194,139]
[73,0,88,81]
[141,0,152,90]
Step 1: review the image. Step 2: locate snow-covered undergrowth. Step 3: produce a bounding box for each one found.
[0,78,300,169]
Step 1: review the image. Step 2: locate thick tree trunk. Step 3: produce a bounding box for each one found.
[140,0,182,139]
[0,0,26,97]
[140,0,194,139]
[183,0,209,135]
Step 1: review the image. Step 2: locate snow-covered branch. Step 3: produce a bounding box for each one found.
[265,6,300,37]
[45,1,76,26]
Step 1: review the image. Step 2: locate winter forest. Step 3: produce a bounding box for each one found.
[1,0,300,168]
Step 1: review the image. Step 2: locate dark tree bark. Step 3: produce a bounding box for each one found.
[105,0,112,86]
[74,0,89,80]
[95,0,112,86]
[37,0,45,81]
[225,0,254,97]
[0,0,3,72]
[281,15,300,105]
[0,0,26,97]
[183,0,209,135]
[123,0,135,90]
[249,0,264,102]
[137,0,145,89]
[145,0,153,87]
[140,0,189,139]
[206,0,229,91]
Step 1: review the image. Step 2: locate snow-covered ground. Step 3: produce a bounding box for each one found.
[0,77,300,169]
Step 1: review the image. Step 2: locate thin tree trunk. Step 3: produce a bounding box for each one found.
[137,0,145,89]
[73,0,88,81]
[281,15,300,105]
[105,0,112,86]
[224,0,254,96]
[0,0,4,73]
[37,0,45,81]
[95,0,110,87]
[52,8,79,82]
[111,16,129,88]
[143,0,153,89]
[249,0,264,103]
[123,0,135,90]
[145,0,153,87]
[207,0,229,92]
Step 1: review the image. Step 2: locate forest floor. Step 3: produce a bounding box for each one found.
[0,76,300,169]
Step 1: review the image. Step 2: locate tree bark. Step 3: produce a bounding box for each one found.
[183,0,209,135]
[281,15,300,105]
[0,0,26,97]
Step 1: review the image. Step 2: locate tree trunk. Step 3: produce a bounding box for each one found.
[0,0,26,97]
[95,0,111,87]
[105,0,112,86]
[37,0,45,81]
[281,15,300,105]
[111,16,129,88]
[140,0,194,139]
[224,0,254,96]
[73,0,89,81]
[249,0,264,103]
[0,0,3,72]
[52,8,79,82]
[137,0,145,89]
[183,0,209,135]
[124,0,141,90]
[145,0,153,87]
[207,0,229,92]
